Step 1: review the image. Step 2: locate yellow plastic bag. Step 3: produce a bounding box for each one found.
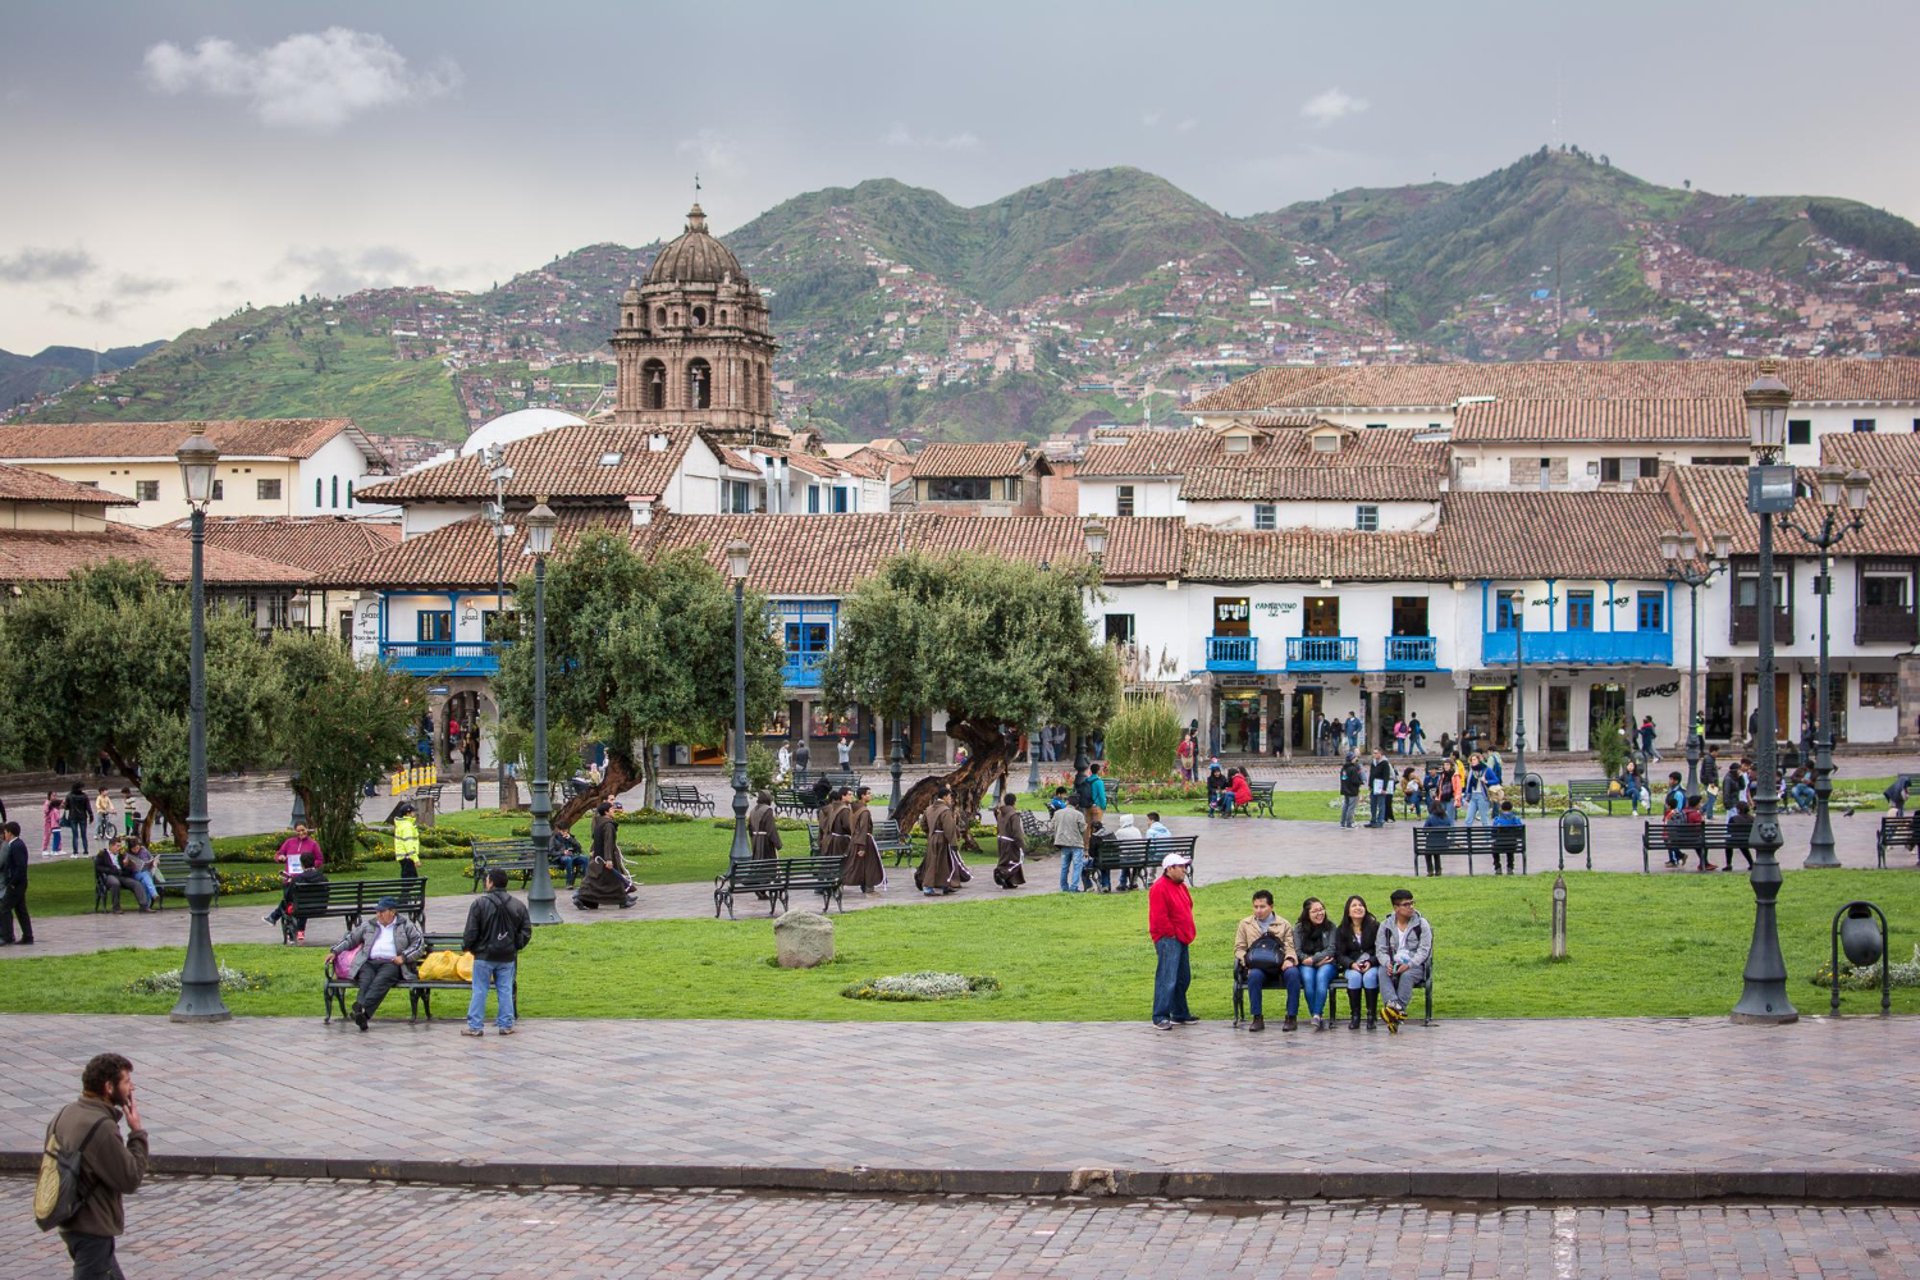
[417,951,459,981]
[454,952,474,981]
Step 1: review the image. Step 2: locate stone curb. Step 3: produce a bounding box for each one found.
[1,1151,1913,1201]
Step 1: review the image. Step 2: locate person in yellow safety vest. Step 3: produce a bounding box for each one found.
[393,802,421,878]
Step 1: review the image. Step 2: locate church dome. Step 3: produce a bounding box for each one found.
[645,204,747,288]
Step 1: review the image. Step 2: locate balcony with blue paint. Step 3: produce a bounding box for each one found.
[1286,636,1358,672]
[380,641,501,678]
[1481,629,1672,666]
[1204,635,1259,672]
[783,651,826,688]
[1383,635,1439,671]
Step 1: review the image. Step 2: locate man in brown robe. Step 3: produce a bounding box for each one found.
[820,788,851,862]
[992,792,1026,889]
[843,786,885,894]
[573,801,635,909]
[748,790,782,861]
[916,784,968,895]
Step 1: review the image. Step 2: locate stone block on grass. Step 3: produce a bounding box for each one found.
[774,909,834,969]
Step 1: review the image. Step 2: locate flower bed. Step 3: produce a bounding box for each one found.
[840,972,1000,1002]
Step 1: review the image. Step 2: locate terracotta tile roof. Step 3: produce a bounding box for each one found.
[912,442,1037,478]
[194,517,400,575]
[1078,428,1226,478]
[1453,398,1749,443]
[1438,491,1680,580]
[1191,358,1920,413]
[0,463,135,505]
[1661,465,1920,559]
[1818,432,1920,472]
[1083,423,1446,498]
[319,513,1185,593]
[1182,527,1446,582]
[1180,465,1443,502]
[0,525,313,587]
[710,442,761,473]
[0,418,378,462]
[356,425,698,504]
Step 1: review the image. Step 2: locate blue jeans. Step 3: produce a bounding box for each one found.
[1700,793,1717,820]
[1058,847,1084,892]
[467,957,516,1031]
[1299,961,1335,1016]
[131,870,159,903]
[1790,784,1816,812]
[67,819,89,857]
[1246,963,1303,1018]
[1346,965,1381,992]
[1339,796,1358,827]
[1367,793,1389,826]
[1151,936,1191,1023]
[1466,793,1491,825]
[550,853,589,887]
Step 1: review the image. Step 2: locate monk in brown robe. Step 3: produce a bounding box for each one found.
[992,792,1026,889]
[916,784,969,895]
[748,790,781,861]
[843,786,885,894]
[821,787,852,863]
[573,801,636,909]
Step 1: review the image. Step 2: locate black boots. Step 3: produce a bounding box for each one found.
[1365,988,1378,1030]
[1348,989,1361,1030]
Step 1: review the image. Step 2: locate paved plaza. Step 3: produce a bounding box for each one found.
[2,1179,1917,1279]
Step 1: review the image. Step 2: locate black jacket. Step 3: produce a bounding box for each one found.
[1,836,24,888]
[1334,918,1378,969]
[1339,763,1362,797]
[64,788,92,825]
[463,888,533,962]
[1368,758,1392,787]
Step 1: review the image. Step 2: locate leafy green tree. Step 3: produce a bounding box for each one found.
[823,551,1119,834]
[0,561,279,844]
[494,532,783,828]
[270,631,423,869]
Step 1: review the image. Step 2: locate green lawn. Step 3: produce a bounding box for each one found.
[3,870,1912,1021]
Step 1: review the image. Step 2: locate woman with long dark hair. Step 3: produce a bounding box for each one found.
[1335,894,1380,1030]
[1294,897,1338,1031]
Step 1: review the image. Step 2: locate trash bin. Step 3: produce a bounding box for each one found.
[1523,773,1544,808]
[462,774,479,805]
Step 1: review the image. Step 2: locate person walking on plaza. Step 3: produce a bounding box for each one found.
[1639,714,1661,763]
[1463,754,1492,826]
[39,1052,148,1278]
[42,792,63,856]
[462,866,532,1038]
[1,821,31,945]
[991,792,1026,889]
[330,897,426,1030]
[748,790,781,861]
[1408,713,1425,754]
[1148,851,1197,1029]
[793,737,811,776]
[391,801,421,878]
[843,786,886,893]
[1365,749,1392,828]
[1344,711,1362,755]
[575,800,637,909]
[820,787,851,863]
[1338,753,1362,828]
[836,733,852,772]
[776,742,792,782]
[1376,888,1432,1033]
[1700,747,1722,819]
[1051,794,1088,893]
[63,782,93,859]
[1233,888,1299,1033]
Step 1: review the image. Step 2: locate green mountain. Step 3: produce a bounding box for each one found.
[0,342,163,412]
[20,153,1920,442]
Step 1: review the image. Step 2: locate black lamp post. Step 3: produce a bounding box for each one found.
[889,722,905,811]
[1781,466,1870,868]
[726,540,752,864]
[1660,528,1732,800]
[1732,361,1797,1025]
[1512,614,1525,783]
[1078,517,1108,778]
[486,447,513,809]
[524,499,561,925]
[170,424,229,1022]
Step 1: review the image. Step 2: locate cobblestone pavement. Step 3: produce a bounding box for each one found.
[0,1015,1911,1180]
[3,1178,1916,1279]
[8,798,1911,960]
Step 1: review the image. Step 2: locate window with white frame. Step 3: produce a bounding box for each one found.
[1253,503,1276,531]
[1116,484,1135,518]
[1355,504,1380,532]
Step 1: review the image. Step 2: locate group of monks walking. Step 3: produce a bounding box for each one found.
[744,781,1032,898]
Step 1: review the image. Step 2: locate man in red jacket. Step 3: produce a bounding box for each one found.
[1148,851,1197,1029]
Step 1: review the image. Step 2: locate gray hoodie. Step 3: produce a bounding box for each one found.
[1375,910,1432,974]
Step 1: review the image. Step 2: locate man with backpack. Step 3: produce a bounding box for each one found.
[462,867,533,1037]
[1338,753,1363,828]
[38,1051,148,1278]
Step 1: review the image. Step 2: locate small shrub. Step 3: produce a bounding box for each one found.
[747,741,777,793]
[615,809,694,827]
[1808,943,1920,990]
[213,870,284,897]
[840,972,1000,1002]
[126,965,271,995]
[1103,693,1184,783]
[1594,711,1630,777]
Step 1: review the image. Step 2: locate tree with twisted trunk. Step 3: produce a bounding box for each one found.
[823,551,1118,841]
[493,532,783,831]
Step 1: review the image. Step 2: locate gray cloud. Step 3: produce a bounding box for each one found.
[142,27,459,130]
[48,299,116,323]
[112,274,177,298]
[882,122,981,151]
[281,245,434,297]
[0,247,95,284]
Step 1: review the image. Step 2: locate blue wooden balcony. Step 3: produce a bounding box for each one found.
[1286,636,1358,672]
[380,641,500,677]
[1204,635,1258,672]
[783,652,826,688]
[1481,629,1672,666]
[1384,635,1439,671]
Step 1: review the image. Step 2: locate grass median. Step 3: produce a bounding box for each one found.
[2,869,1912,1021]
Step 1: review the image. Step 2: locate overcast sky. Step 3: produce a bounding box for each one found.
[3,0,1916,353]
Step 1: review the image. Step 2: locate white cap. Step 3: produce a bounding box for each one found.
[1160,851,1191,869]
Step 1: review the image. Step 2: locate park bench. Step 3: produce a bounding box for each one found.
[470,837,540,892]
[1566,779,1622,814]
[794,770,861,793]
[655,783,715,817]
[1410,826,1527,876]
[1019,810,1049,845]
[772,787,817,819]
[282,877,428,944]
[1641,821,1743,874]
[1084,834,1199,891]
[1231,942,1436,1029]
[873,818,914,866]
[149,850,202,907]
[323,931,521,1025]
[713,854,846,920]
[1875,815,1917,869]
[1237,781,1277,817]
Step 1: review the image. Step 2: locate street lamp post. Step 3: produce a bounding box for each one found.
[726,540,752,865]
[1781,466,1871,868]
[1733,361,1797,1024]
[485,448,513,811]
[1079,517,1108,778]
[170,424,229,1022]
[524,499,561,925]
[1512,615,1525,784]
[1660,528,1733,799]
[889,723,905,811]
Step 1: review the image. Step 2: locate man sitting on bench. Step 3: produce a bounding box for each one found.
[1375,888,1431,1034]
[548,828,589,888]
[329,896,426,1031]
[1233,889,1300,1033]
